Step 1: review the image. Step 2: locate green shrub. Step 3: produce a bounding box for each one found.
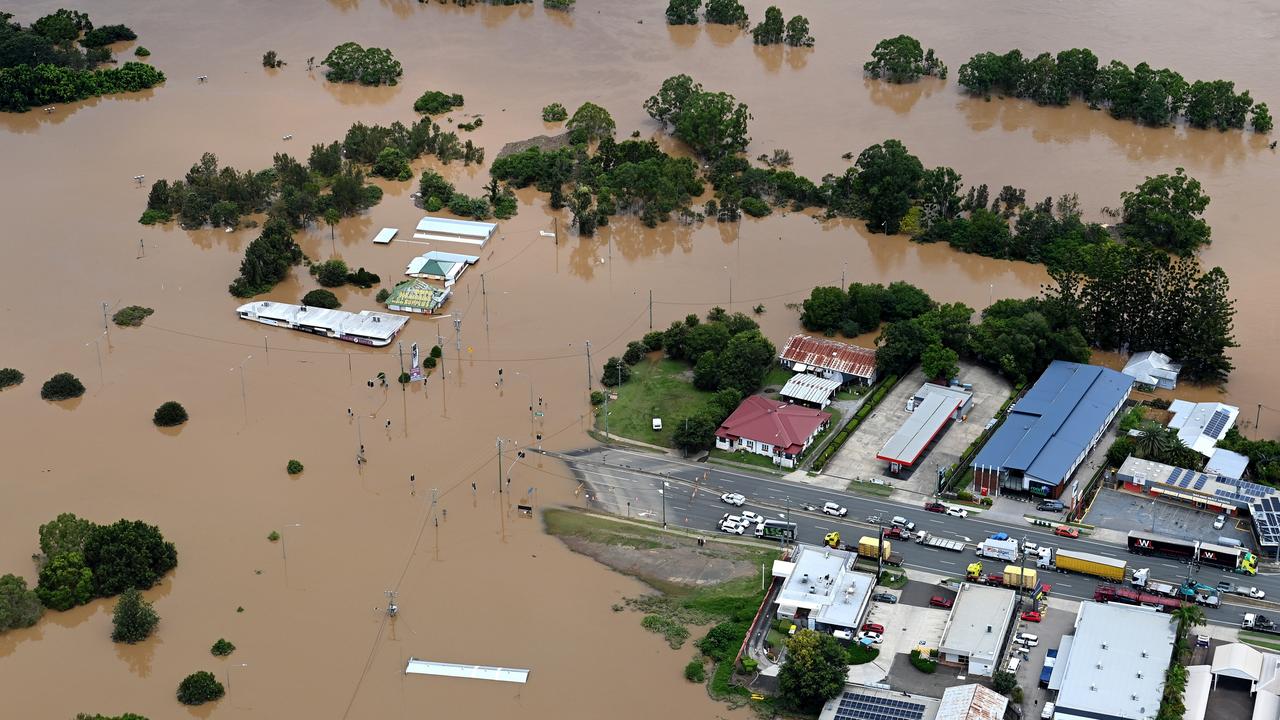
[398,371,411,384]
[740,196,772,217]
[423,356,437,369]
[684,659,706,682]
[176,671,225,706]
[430,345,443,359]
[153,401,189,427]
[590,390,606,406]
[112,306,154,327]
[134,46,150,57]
[375,288,390,303]
[211,638,236,656]
[641,614,690,648]
[425,196,443,212]
[41,372,85,400]
[267,531,280,542]
[138,208,170,225]
[314,258,349,287]
[286,460,303,475]
[0,573,43,630]
[909,648,937,673]
[0,368,23,389]
[741,656,758,672]
[323,42,402,86]
[992,669,1017,693]
[848,643,880,665]
[111,588,159,643]
[414,90,464,115]
[699,621,748,661]
[542,102,568,122]
[302,289,341,309]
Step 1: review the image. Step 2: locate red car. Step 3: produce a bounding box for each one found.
[1055,526,1080,539]
[882,527,908,539]
[929,596,954,609]
[861,622,885,634]
[924,502,946,513]
[1021,610,1042,623]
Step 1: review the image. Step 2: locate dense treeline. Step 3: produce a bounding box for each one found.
[957,47,1271,133]
[0,11,163,112]
[490,133,703,230]
[1216,429,1280,485]
[31,514,177,613]
[853,241,1236,385]
[322,42,401,86]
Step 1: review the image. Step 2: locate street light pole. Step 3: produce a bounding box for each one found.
[281,523,302,559]
[661,482,668,528]
[227,662,248,692]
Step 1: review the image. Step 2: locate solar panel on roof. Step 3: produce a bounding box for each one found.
[1167,467,1183,484]
[1194,475,1207,490]
[1204,410,1231,438]
[834,692,927,720]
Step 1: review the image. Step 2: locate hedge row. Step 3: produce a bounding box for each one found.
[811,374,900,472]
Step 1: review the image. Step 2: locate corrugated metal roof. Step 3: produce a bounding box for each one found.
[1168,400,1239,456]
[372,227,398,244]
[1122,350,1181,389]
[936,684,1008,720]
[972,361,1131,487]
[1055,602,1175,720]
[877,390,966,466]
[414,216,497,245]
[404,658,529,683]
[937,584,1017,665]
[780,335,876,379]
[779,374,841,405]
[1207,448,1249,480]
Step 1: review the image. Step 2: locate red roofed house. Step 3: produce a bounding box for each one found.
[715,396,831,469]
[779,334,877,387]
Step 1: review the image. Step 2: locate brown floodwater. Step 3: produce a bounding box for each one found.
[2,0,1279,716]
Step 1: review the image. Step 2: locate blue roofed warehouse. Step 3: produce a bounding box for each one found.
[972,361,1132,499]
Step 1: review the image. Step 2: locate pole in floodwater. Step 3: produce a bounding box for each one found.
[585,340,592,391]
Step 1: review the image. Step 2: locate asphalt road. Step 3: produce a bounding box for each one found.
[555,446,1277,628]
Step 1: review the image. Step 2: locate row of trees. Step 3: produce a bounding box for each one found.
[749,7,813,47]
[863,35,947,83]
[800,281,935,337]
[957,48,1272,133]
[861,241,1236,386]
[0,11,163,112]
[419,170,517,219]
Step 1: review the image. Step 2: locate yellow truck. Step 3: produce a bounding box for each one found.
[1002,565,1038,590]
[856,536,903,566]
[1038,548,1127,582]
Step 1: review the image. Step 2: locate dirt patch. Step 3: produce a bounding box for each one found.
[494,132,571,160]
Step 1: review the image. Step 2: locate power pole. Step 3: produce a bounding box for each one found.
[101,301,109,330]
[552,216,559,246]
[496,437,504,494]
[397,342,405,377]
[481,273,489,333]
[603,386,610,441]
[649,290,653,329]
[585,340,593,391]
[453,315,462,353]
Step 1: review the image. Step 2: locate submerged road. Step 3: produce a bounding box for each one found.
[555,446,1278,629]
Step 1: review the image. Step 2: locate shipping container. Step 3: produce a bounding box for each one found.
[1051,549,1127,582]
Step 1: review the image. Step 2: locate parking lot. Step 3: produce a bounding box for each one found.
[849,580,952,686]
[819,363,1012,497]
[1084,488,1254,548]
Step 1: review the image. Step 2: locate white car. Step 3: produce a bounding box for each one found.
[721,492,746,507]
[823,502,848,517]
[1022,541,1039,554]
[1014,633,1040,647]
[741,511,764,525]
[856,631,883,645]
[868,478,886,486]
[1214,515,1226,530]
[1246,587,1267,599]
[720,513,744,526]
[719,520,745,535]
[946,507,968,518]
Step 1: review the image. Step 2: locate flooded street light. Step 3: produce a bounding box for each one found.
[226,662,248,692]
[232,355,253,422]
[280,523,302,559]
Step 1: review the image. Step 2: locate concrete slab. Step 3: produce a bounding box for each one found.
[1084,488,1254,548]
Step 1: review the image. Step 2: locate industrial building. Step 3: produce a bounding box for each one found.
[876,383,973,473]
[1047,601,1176,720]
[935,684,1007,720]
[971,361,1132,498]
[771,544,875,634]
[819,685,941,720]
[779,334,878,386]
[935,583,1017,676]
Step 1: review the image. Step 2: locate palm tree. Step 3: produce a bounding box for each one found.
[323,208,341,254]
[1171,603,1206,639]
[1133,420,1176,462]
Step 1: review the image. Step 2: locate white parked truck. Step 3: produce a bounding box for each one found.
[975,537,1019,562]
[916,532,966,552]
[1131,568,1178,598]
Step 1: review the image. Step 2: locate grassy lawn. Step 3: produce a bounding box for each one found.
[542,508,675,550]
[596,357,713,447]
[847,479,894,497]
[1240,632,1280,651]
[761,365,793,391]
[709,448,783,472]
[835,385,868,402]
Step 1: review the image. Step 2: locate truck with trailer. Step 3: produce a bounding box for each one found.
[916,531,966,552]
[836,533,903,566]
[1243,614,1280,636]
[975,537,1019,562]
[1127,531,1258,575]
[755,520,797,541]
[1094,585,1182,613]
[1040,648,1057,688]
[1036,547,1128,582]
[1003,565,1038,590]
[1130,568,1178,597]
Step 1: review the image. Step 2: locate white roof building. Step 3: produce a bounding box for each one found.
[1122,351,1182,390]
[1168,400,1239,457]
[1183,665,1211,720]
[1207,448,1250,480]
[1053,602,1176,720]
[413,216,497,246]
[936,684,1007,720]
[1254,653,1280,720]
[936,584,1017,676]
[780,373,842,408]
[1212,642,1264,688]
[772,544,875,631]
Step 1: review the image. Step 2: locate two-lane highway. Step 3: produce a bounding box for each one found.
[556,446,1277,627]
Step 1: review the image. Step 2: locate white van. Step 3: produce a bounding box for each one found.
[1042,701,1056,720]
[1006,657,1021,672]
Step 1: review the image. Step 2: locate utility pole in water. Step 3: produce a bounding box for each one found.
[496,437,504,494]
[585,340,592,391]
[101,301,109,330]
[649,290,653,329]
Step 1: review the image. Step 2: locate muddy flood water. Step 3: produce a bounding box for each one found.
[2,0,1279,717]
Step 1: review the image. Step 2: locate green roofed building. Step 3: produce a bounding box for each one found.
[384,280,451,314]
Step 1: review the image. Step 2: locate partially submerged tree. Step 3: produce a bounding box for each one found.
[111,587,159,643]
